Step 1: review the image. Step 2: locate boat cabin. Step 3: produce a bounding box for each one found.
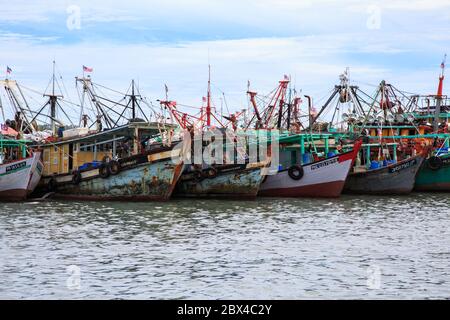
[0,138,31,165]
[39,122,174,176]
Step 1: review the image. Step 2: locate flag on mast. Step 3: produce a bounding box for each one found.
[6,66,12,74]
[83,65,93,72]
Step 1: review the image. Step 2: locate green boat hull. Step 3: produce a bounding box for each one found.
[415,154,450,191]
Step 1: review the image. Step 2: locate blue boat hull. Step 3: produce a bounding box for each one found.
[175,165,264,199]
[38,153,184,201]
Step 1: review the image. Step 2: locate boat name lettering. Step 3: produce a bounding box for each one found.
[6,161,27,173]
[121,160,137,167]
[389,159,417,173]
[310,158,338,170]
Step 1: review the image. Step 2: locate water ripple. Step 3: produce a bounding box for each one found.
[1,193,450,299]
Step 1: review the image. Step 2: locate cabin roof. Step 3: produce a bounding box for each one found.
[36,121,177,147]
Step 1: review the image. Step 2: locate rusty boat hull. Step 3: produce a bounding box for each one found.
[344,154,425,195]
[37,147,184,201]
[175,164,265,199]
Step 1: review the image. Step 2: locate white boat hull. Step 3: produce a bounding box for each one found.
[259,142,361,198]
[0,152,43,201]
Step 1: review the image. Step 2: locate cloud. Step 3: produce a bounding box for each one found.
[0,0,448,123]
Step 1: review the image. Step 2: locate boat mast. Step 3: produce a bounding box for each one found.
[131,80,136,119]
[43,60,63,135]
[434,54,446,132]
[206,64,212,127]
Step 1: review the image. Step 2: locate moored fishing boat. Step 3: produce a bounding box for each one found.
[175,162,268,199]
[35,122,184,201]
[415,152,450,191]
[344,151,426,195]
[414,56,450,191]
[161,66,272,199]
[238,76,362,197]
[308,64,450,194]
[0,131,43,201]
[15,70,186,201]
[258,137,362,198]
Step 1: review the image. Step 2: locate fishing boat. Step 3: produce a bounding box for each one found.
[161,66,270,199]
[175,162,267,199]
[5,66,186,201]
[414,56,450,191]
[0,128,43,201]
[344,143,426,195]
[305,69,447,195]
[258,135,362,198]
[415,154,450,191]
[35,122,184,201]
[239,76,362,198]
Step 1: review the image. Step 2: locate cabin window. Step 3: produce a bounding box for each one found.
[79,144,92,152]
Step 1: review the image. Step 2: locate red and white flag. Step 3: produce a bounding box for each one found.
[83,65,93,72]
[202,96,207,103]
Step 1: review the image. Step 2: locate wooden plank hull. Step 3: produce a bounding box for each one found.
[37,148,184,201]
[344,155,425,195]
[259,142,361,198]
[0,152,43,201]
[415,154,450,191]
[175,164,265,199]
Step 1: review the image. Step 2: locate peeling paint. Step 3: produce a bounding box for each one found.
[176,166,264,198]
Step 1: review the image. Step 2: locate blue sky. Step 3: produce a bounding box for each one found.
[0,0,449,121]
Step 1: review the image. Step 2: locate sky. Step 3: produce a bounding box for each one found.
[0,0,449,123]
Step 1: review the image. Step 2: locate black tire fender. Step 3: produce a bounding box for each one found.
[428,156,443,171]
[108,160,121,176]
[193,170,204,182]
[99,163,110,179]
[288,165,304,180]
[47,178,58,192]
[72,171,82,185]
[204,167,218,179]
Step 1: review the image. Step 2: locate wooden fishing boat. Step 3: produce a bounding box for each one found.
[415,153,450,191]
[162,66,272,199]
[259,139,362,198]
[0,136,43,201]
[175,162,268,199]
[1,70,185,201]
[344,153,426,195]
[35,122,184,201]
[310,63,450,194]
[412,56,450,191]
